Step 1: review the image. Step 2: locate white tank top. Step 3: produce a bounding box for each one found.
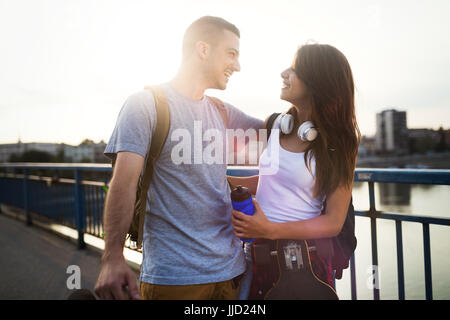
[255,115,325,223]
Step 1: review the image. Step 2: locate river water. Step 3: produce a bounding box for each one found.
[335,182,450,300]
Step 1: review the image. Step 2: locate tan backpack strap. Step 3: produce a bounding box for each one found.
[134,85,170,248]
[207,96,228,129]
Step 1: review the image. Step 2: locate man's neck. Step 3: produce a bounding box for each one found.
[170,65,209,100]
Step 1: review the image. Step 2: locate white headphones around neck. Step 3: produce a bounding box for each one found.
[279,113,318,142]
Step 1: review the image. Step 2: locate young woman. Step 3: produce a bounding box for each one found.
[228,43,360,299]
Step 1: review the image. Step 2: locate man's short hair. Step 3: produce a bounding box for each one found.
[182,16,240,59]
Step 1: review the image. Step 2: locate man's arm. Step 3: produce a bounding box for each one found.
[226,114,272,195]
[225,102,264,132]
[102,151,144,260]
[94,151,144,300]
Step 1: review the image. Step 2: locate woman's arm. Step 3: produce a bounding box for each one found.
[227,175,259,195]
[232,184,351,240]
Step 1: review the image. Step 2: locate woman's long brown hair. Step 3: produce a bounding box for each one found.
[294,44,360,197]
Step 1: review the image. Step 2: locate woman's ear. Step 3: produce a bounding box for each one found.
[195,41,210,60]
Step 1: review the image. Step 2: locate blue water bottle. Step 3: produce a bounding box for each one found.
[231,185,255,243]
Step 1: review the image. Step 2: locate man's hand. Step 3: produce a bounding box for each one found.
[94,257,141,300]
[94,151,144,300]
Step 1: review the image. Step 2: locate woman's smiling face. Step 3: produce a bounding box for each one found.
[280,65,309,106]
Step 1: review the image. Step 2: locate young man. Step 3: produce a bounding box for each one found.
[94,16,263,300]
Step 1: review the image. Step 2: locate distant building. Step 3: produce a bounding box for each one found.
[375,109,408,154]
[0,140,63,162]
[358,136,377,157]
[0,140,108,163]
[0,141,22,162]
[64,140,108,163]
[446,129,450,149]
[408,128,441,154]
[408,129,440,141]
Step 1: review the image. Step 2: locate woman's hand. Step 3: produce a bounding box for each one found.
[231,199,275,240]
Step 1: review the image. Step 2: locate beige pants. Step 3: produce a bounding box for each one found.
[139,278,240,300]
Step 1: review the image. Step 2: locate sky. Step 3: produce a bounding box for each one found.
[0,0,449,145]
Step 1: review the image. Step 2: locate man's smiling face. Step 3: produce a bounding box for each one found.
[206,29,241,90]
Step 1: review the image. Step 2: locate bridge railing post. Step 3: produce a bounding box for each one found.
[350,254,357,300]
[423,223,433,300]
[395,220,405,300]
[74,169,86,249]
[23,169,32,226]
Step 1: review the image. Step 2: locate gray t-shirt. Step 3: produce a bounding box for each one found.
[104,83,263,285]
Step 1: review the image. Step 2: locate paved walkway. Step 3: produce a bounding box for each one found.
[0,213,138,299]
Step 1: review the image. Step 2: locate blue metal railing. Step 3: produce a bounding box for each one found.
[0,163,449,300]
[0,163,111,249]
[352,169,450,300]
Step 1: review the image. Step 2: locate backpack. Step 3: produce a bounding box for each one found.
[265,112,356,279]
[111,86,228,250]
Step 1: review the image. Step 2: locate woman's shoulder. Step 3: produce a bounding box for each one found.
[264,112,281,129]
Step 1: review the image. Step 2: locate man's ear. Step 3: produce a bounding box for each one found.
[195,41,210,60]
